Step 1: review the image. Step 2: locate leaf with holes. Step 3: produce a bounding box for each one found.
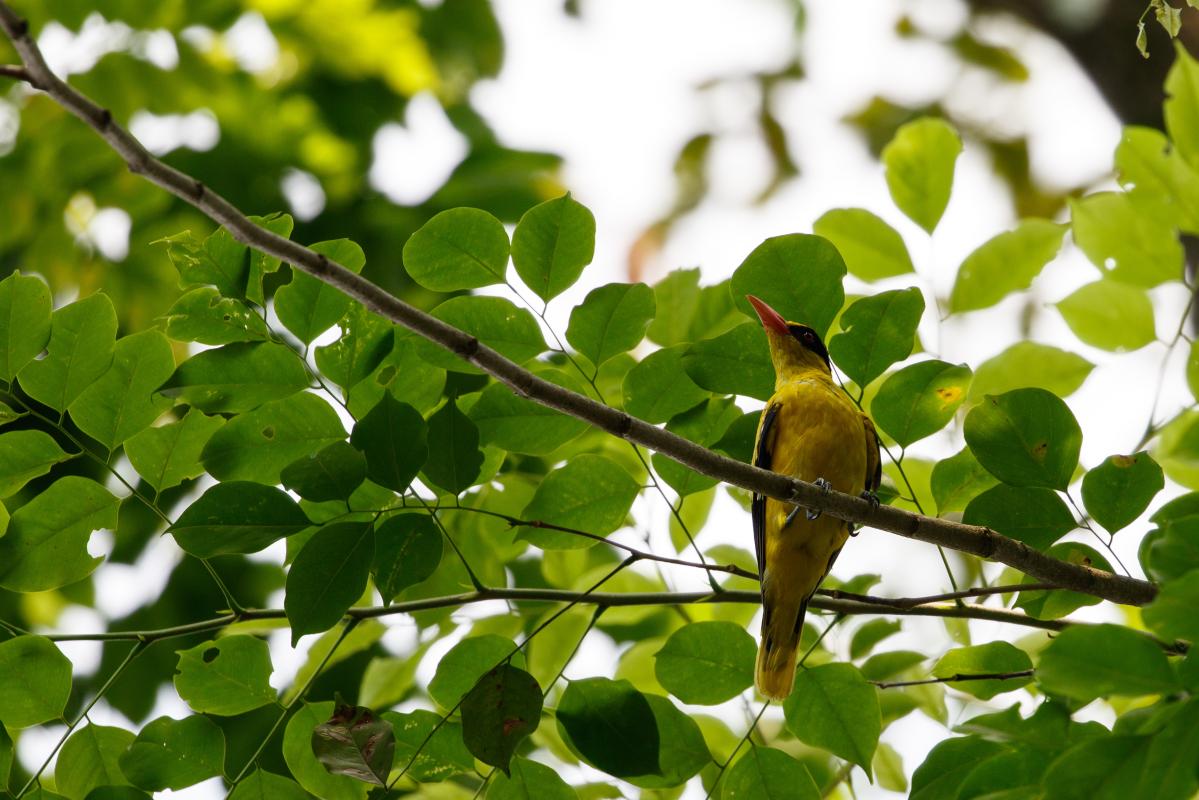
[461,663,543,774]
[312,702,395,786]
[202,392,346,484]
[0,477,118,592]
[174,636,277,715]
[162,287,270,345]
[18,293,117,412]
[828,287,924,387]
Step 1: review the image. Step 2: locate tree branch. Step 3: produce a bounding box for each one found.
[872,669,1035,690]
[0,62,28,81]
[0,3,1157,607]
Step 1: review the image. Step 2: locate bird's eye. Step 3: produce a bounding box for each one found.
[802,331,816,345]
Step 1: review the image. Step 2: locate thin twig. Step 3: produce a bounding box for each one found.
[873,668,1034,689]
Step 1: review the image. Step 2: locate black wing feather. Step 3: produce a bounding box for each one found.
[752,402,781,581]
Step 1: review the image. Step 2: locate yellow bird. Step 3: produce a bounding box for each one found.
[747,295,881,700]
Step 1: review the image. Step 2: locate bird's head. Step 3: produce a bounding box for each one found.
[746,294,831,380]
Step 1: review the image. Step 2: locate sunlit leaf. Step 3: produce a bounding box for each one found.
[566,282,655,369]
[125,408,225,492]
[415,295,546,373]
[1070,193,1183,287]
[512,193,596,302]
[828,287,924,387]
[1082,452,1163,534]
[783,663,880,775]
[403,207,509,291]
[159,341,310,413]
[948,219,1065,312]
[69,329,175,449]
[730,233,847,338]
[0,636,72,728]
[871,360,971,448]
[931,642,1032,699]
[202,392,346,484]
[519,454,639,549]
[0,271,52,382]
[622,345,710,423]
[812,208,914,282]
[162,287,270,345]
[174,636,277,715]
[654,621,755,705]
[882,117,961,233]
[964,388,1082,490]
[0,429,70,499]
[930,447,999,515]
[1055,280,1156,352]
[968,342,1093,401]
[429,635,521,709]
[18,293,117,412]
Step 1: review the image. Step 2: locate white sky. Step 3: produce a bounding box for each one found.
[17,1,1192,798]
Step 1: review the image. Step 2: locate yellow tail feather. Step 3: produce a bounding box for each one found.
[755,596,808,700]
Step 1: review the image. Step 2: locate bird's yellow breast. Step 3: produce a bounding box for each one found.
[756,376,867,568]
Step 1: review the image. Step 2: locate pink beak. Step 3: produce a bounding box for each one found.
[747,295,789,336]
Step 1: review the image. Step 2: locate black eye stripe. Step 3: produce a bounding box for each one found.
[786,324,830,368]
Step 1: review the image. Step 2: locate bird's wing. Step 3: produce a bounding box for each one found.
[752,401,782,581]
[861,413,882,494]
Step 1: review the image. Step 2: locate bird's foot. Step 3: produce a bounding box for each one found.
[860,489,880,510]
[805,477,832,521]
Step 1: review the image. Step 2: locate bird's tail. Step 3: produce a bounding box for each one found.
[755,592,809,700]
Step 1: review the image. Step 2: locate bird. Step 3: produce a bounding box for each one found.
[746,294,881,700]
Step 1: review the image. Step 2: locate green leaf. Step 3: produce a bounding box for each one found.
[1040,734,1160,800]
[281,441,367,502]
[849,619,902,660]
[0,429,70,498]
[812,208,914,282]
[429,635,519,708]
[511,193,596,302]
[349,393,427,491]
[871,360,971,447]
[1142,569,1199,642]
[415,295,546,374]
[1055,280,1156,352]
[682,322,775,402]
[0,725,10,788]
[18,293,117,412]
[1070,193,1183,287]
[652,398,741,496]
[1115,126,1199,234]
[285,522,374,644]
[910,736,1008,800]
[229,769,310,800]
[275,239,367,343]
[170,482,310,558]
[124,409,225,492]
[1037,623,1178,702]
[68,330,174,449]
[346,334,445,417]
[0,271,52,382]
[721,746,819,800]
[963,388,1082,490]
[422,399,484,494]
[315,306,394,392]
[1016,543,1111,620]
[1189,340,1199,402]
[519,454,639,549]
[948,219,1065,312]
[1081,452,1163,534]
[461,663,543,774]
[828,287,925,387]
[783,663,880,775]
[931,642,1032,699]
[654,621,755,705]
[566,282,655,369]
[961,485,1075,551]
[159,341,309,413]
[173,636,276,715]
[0,636,72,728]
[874,742,907,794]
[372,513,443,604]
[245,213,296,306]
[403,207,510,291]
[118,715,225,791]
[158,227,249,299]
[621,345,710,423]
[468,367,590,454]
[882,117,962,233]
[0,399,22,427]
[647,270,742,346]
[930,447,999,515]
[56,724,135,798]
[1140,493,1199,582]
[162,287,270,345]
[730,233,847,338]
[557,677,660,779]
[1165,41,1199,170]
[0,476,118,592]
[202,393,346,484]
[969,342,1094,401]
[284,702,370,800]
[487,758,576,800]
[625,694,709,789]
[385,709,474,782]
[311,703,395,786]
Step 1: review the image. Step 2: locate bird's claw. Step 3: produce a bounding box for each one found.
[805,477,832,521]
[860,489,880,510]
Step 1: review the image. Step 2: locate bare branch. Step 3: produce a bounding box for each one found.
[0,63,29,81]
[873,669,1035,689]
[0,3,1158,607]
